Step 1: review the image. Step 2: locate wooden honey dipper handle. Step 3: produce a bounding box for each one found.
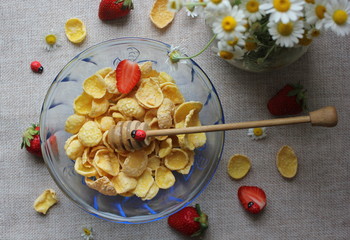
[146,106,338,137]
[107,107,337,152]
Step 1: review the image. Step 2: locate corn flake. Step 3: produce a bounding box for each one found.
[104,69,121,95]
[116,98,145,120]
[139,62,159,78]
[74,156,98,177]
[227,154,251,180]
[99,116,115,132]
[157,98,175,129]
[174,101,202,124]
[78,121,103,147]
[159,71,175,84]
[33,189,58,214]
[141,182,160,201]
[136,78,164,109]
[144,109,158,124]
[276,145,298,178]
[164,148,189,170]
[65,114,86,134]
[158,138,172,158]
[83,74,106,99]
[65,139,85,160]
[96,67,113,79]
[85,176,117,196]
[73,92,93,115]
[111,172,138,194]
[161,83,185,105]
[133,168,154,198]
[147,155,161,172]
[150,0,175,29]
[155,166,175,189]
[94,149,120,176]
[178,150,194,174]
[122,150,148,177]
[89,97,110,118]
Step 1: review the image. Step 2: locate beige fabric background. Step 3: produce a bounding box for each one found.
[1,1,349,239]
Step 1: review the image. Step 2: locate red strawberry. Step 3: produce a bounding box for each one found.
[21,124,42,157]
[98,0,134,21]
[116,59,141,94]
[267,84,307,116]
[238,186,266,214]
[168,204,208,237]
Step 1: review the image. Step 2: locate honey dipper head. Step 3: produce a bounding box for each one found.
[107,120,150,152]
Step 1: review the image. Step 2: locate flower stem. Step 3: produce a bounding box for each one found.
[174,34,217,61]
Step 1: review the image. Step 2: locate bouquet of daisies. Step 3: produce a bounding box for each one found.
[168,0,350,71]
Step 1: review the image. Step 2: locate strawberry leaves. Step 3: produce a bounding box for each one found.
[287,83,308,111]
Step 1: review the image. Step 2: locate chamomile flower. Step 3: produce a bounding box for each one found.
[304,0,328,30]
[260,0,305,24]
[81,227,94,240]
[226,35,246,47]
[216,40,246,61]
[206,0,232,13]
[241,0,267,24]
[323,0,350,36]
[185,0,206,18]
[212,5,247,41]
[268,19,304,47]
[166,45,188,71]
[167,0,183,12]
[306,27,321,39]
[248,127,267,140]
[43,30,61,51]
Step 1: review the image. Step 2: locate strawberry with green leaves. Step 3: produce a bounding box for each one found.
[98,0,134,21]
[267,83,307,116]
[21,123,42,157]
[116,59,141,94]
[238,186,267,214]
[168,204,208,237]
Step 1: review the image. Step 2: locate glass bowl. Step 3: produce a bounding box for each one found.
[40,37,225,223]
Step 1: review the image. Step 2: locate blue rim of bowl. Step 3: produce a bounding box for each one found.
[40,37,225,224]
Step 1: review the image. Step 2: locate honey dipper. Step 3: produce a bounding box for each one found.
[107,106,338,152]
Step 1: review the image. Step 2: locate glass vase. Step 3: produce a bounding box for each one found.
[227,45,309,73]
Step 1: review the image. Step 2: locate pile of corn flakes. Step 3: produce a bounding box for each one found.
[64,62,206,200]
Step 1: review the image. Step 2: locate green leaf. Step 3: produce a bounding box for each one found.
[287,89,300,96]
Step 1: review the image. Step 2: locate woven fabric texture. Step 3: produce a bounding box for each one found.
[0,1,349,239]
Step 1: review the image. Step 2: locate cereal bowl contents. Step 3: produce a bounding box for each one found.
[40,38,224,223]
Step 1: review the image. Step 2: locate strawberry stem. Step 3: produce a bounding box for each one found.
[21,123,39,148]
[191,204,208,237]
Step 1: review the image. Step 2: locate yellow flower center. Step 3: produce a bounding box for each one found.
[169,1,178,10]
[83,228,91,236]
[273,0,291,12]
[222,16,237,32]
[277,22,294,36]
[227,37,239,46]
[245,40,257,51]
[219,51,234,60]
[253,128,263,136]
[246,0,259,13]
[305,0,314,4]
[315,5,326,19]
[45,34,57,45]
[211,0,222,4]
[333,10,348,25]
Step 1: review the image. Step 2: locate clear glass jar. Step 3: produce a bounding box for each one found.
[227,45,309,73]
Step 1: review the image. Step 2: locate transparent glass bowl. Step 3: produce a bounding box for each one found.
[40,37,225,223]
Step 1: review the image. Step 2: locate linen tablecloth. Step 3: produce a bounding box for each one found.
[1,1,349,239]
